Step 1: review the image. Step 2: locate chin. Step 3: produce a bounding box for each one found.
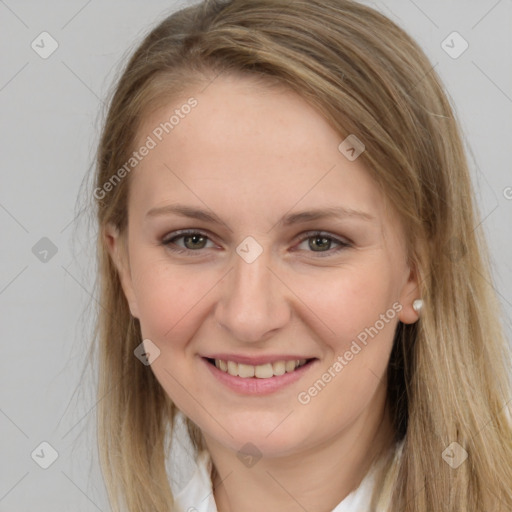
[204,416,313,458]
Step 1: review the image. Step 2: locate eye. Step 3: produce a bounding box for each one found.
[161,229,351,258]
[161,230,216,254]
[294,231,351,257]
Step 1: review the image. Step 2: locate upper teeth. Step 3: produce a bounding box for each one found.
[214,359,308,378]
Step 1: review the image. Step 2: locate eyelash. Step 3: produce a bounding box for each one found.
[161,229,351,258]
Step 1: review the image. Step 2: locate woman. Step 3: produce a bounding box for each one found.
[89,0,512,510]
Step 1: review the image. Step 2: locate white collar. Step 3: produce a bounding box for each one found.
[175,441,403,512]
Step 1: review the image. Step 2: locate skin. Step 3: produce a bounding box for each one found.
[105,74,420,512]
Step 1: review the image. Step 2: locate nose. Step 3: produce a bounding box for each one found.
[214,243,291,343]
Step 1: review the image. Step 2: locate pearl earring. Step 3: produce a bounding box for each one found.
[412,299,423,313]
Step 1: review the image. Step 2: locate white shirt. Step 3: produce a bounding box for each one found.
[175,441,404,512]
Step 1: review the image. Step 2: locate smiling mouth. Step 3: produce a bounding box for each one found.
[205,357,315,378]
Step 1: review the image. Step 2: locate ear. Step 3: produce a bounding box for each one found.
[397,260,422,325]
[103,223,140,319]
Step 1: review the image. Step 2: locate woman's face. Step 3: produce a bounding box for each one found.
[105,74,419,457]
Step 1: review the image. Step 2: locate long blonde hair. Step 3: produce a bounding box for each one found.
[84,0,512,510]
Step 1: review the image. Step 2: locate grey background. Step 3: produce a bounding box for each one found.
[1,0,511,510]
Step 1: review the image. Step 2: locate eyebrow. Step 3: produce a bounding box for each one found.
[145,203,375,227]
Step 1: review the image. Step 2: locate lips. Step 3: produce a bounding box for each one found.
[203,355,317,395]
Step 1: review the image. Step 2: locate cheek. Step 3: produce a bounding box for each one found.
[295,270,399,432]
[129,251,213,344]
[129,255,210,415]
[293,258,400,345]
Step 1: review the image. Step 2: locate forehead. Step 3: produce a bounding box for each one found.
[130,74,386,224]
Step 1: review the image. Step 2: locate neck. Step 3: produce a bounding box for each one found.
[206,386,395,512]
